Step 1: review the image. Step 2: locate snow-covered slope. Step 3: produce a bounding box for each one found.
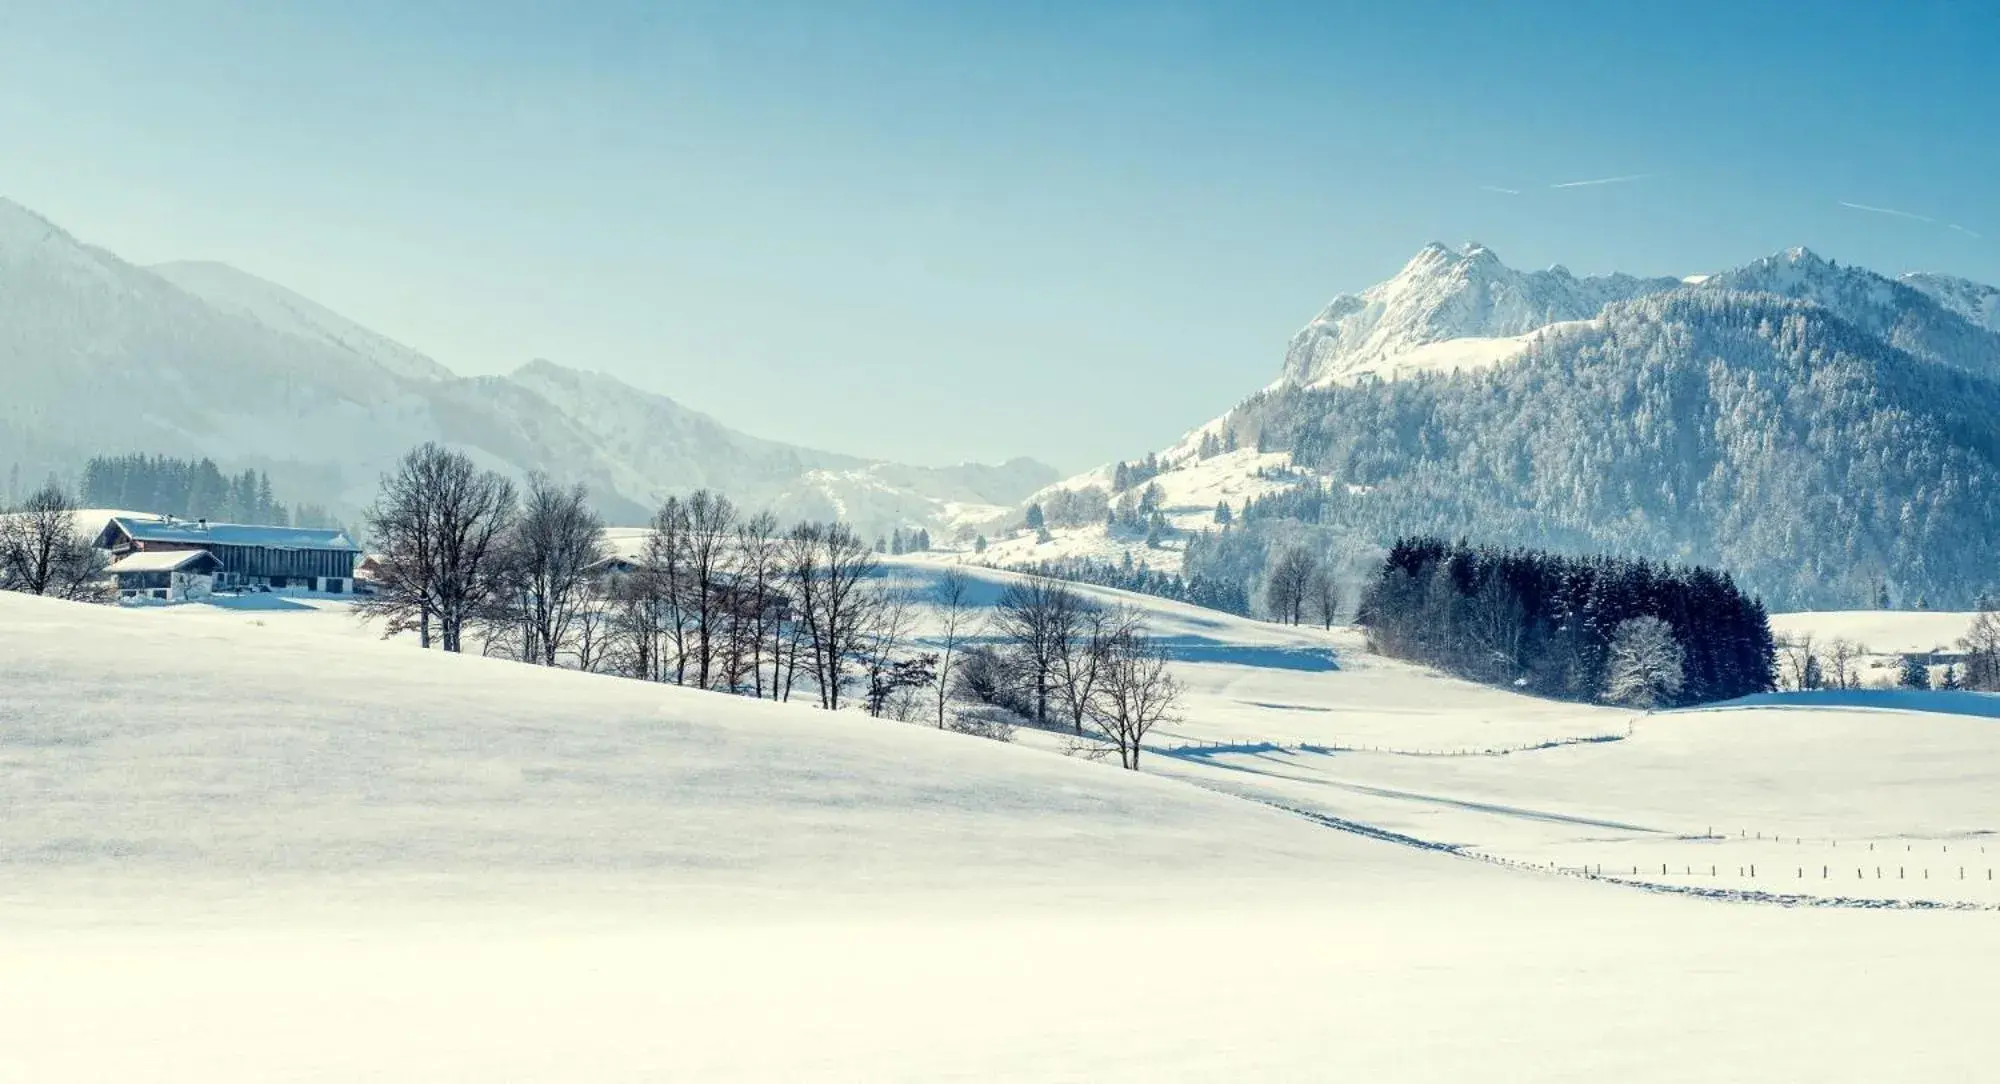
[1770,610,1981,656]
[1707,247,2000,378]
[1903,270,2000,335]
[1277,242,2000,393]
[9,583,2000,1080]
[1280,242,1678,387]
[151,260,456,383]
[0,196,1052,534]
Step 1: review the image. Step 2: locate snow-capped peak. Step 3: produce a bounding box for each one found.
[1280,243,1679,386]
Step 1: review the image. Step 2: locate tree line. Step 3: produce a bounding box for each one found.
[954,575,1182,769]
[81,454,336,529]
[358,443,929,713]
[1356,537,1776,707]
[1001,553,1252,618]
[1778,599,2000,693]
[357,444,1181,761]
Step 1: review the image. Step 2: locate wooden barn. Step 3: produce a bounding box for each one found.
[94,516,363,593]
[105,549,223,602]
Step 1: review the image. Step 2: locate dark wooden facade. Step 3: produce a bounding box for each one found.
[96,517,361,591]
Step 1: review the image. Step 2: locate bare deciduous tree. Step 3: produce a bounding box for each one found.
[681,490,738,690]
[609,559,666,681]
[1088,622,1181,769]
[860,586,935,719]
[1307,567,1340,630]
[1780,632,1823,692]
[1265,546,1318,625]
[0,482,105,600]
[992,575,1086,727]
[929,567,980,728]
[360,443,517,653]
[785,521,879,710]
[571,581,615,673]
[1959,605,2000,691]
[1825,638,1860,690]
[1055,604,1133,735]
[645,498,694,684]
[504,474,606,666]
[733,512,783,698]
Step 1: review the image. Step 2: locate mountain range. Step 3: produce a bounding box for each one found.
[1033,242,2000,610]
[0,198,1054,534]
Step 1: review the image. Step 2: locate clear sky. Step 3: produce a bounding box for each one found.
[2,1,1995,472]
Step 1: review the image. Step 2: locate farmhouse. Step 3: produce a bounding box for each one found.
[94,516,363,594]
[105,549,223,602]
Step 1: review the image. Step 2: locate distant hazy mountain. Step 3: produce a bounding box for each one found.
[1032,243,2000,609]
[509,359,1056,533]
[0,197,1053,535]
[151,260,456,383]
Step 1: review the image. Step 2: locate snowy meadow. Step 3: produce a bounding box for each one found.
[5,569,1999,1081]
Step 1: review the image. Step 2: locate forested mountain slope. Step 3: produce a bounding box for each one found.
[1023,244,2000,612]
[1233,290,2000,608]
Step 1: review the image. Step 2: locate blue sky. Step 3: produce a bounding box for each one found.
[2,1,1995,472]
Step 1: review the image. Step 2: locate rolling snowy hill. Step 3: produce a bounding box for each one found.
[0,197,1053,534]
[6,580,2000,1080]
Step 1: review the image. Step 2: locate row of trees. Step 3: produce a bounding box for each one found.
[1356,537,1776,707]
[80,454,335,529]
[880,527,933,555]
[1180,518,1375,622]
[359,445,1182,767]
[957,576,1181,769]
[1263,546,1340,628]
[4,446,1189,767]
[1779,602,2000,693]
[358,444,930,712]
[1001,554,1252,619]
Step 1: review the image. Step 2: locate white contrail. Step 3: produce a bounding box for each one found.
[1550,173,1649,189]
[1837,200,1934,223]
[1479,185,1522,195]
[1947,223,1983,239]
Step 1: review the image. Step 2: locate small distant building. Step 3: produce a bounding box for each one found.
[353,553,386,596]
[583,554,643,581]
[105,549,222,602]
[93,516,363,594]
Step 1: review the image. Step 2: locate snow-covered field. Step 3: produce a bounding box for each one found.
[1768,609,1983,688]
[6,580,2000,1081]
[1771,609,1979,655]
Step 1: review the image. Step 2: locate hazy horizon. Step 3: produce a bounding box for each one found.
[4,1,1994,472]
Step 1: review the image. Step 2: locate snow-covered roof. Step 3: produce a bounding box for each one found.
[105,550,220,574]
[102,517,360,552]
